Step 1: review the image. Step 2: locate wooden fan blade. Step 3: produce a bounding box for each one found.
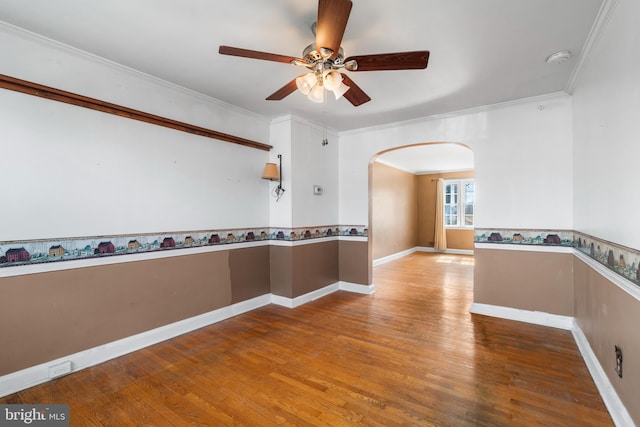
[266,79,298,101]
[219,45,299,64]
[340,74,371,106]
[345,51,430,71]
[316,0,352,58]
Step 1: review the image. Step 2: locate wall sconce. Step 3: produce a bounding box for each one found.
[262,154,285,201]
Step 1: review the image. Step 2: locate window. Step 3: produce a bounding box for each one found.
[444,179,474,227]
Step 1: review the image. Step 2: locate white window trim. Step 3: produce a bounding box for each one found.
[444,178,474,229]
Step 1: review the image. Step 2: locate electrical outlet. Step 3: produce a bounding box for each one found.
[614,345,623,378]
[48,361,72,379]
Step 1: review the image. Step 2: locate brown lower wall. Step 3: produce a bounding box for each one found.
[574,256,640,423]
[270,241,340,299]
[473,247,574,316]
[229,246,271,303]
[293,241,339,297]
[0,247,270,376]
[0,238,361,376]
[269,239,372,297]
[269,245,293,298]
[339,240,371,285]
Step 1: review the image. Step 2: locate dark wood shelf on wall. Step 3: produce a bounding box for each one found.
[0,73,272,152]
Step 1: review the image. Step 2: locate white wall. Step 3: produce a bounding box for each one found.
[338,94,574,231]
[0,23,272,240]
[267,117,294,228]
[267,116,339,229]
[572,0,640,249]
[291,118,339,227]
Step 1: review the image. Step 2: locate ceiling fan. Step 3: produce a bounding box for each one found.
[218,0,429,106]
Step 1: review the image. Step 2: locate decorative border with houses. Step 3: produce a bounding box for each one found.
[0,225,368,269]
[474,228,574,246]
[3,226,639,289]
[574,231,640,286]
[475,228,640,288]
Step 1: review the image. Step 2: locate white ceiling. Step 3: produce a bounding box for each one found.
[0,0,603,134]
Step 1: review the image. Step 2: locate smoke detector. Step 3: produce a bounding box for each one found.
[546,50,572,64]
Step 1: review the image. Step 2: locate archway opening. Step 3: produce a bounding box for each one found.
[368,141,475,264]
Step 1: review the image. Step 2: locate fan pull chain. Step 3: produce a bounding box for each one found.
[322,92,329,146]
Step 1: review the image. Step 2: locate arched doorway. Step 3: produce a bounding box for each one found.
[368,142,474,263]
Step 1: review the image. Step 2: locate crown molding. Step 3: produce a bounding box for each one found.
[339,92,569,137]
[565,0,620,94]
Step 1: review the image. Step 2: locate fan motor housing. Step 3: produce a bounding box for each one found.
[302,43,344,68]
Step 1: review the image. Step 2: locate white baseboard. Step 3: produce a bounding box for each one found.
[373,248,416,266]
[270,283,340,308]
[1,281,377,398]
[270,281,375,308]
[338,281,376,295]
[469,303,574,330]
[0,294,271,398]
[571,320,634,427]
[417,246,474,255]
[470,303,633,427]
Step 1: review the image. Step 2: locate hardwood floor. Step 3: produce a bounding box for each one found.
[1,252,613,426]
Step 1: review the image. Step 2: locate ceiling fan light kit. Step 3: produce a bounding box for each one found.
[218,0,429,106]
[295,68,350,102]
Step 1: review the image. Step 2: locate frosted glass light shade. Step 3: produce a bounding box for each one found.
[295,73,316,96]
[308,84,325,103]
[261,163,279,180]
[332,81,350,100]
[295,76,311,95]
[323,70,342,91]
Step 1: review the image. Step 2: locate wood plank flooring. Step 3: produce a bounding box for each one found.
[1,253,613,426]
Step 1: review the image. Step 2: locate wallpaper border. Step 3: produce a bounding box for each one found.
[0,225,367,269]
[3,227,638,290]
[573,231,640,287]
[474,228,573,246]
